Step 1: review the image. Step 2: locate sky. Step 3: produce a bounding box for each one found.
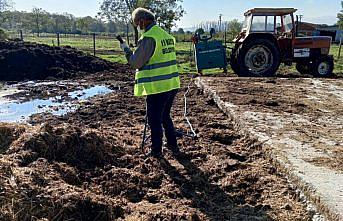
[12,0,341,28]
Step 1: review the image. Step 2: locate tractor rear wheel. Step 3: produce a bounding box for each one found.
[235,38,280,77]
[310,56,334,78]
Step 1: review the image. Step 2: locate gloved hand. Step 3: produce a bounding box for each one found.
[120,41,130,53]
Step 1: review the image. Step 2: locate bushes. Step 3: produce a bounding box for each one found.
[0,29,8,40]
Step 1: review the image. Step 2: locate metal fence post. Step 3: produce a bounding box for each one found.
[57,33,60,46]
[19,30,23,41]
[93,33,96,56]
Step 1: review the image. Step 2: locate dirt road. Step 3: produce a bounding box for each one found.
[197,76,343,220]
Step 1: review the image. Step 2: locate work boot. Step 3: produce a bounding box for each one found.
[146,149,163,158]
[166,144,180,155]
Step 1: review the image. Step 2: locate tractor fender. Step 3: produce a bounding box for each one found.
[242,33,280,52]
[231,33,275,62]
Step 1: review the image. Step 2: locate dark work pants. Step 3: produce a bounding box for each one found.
[146,89,178,153]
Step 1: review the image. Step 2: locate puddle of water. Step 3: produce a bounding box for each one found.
[68,86,112,100]
[0,86,112,123]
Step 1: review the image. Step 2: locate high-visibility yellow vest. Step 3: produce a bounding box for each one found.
[134,25,180,96]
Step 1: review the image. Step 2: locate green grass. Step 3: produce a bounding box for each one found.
[331,44,343,73]
[25,35,129,65]
[24,35,342,74]
[25,35,121,52]
[98,54,127,63]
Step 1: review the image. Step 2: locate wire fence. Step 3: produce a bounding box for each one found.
[8,31,136,40]
[7,30,342,60]
[6,31,194,63]
[7,31,137,58]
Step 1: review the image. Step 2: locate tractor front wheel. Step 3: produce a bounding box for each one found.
[310,56,334,78]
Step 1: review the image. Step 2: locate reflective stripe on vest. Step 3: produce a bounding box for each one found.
[135,72,179,84]
[139,60,177,71]
[134,25,180,97]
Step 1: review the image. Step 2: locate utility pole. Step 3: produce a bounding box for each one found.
[298,15,303,36]
[299,15,303,23]
[219,14,223,33]
[219,14,223,32]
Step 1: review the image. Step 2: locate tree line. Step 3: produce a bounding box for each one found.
[0,9,132,35]
[0,0,185,43]
[99,0,185,44]
[339,1,343,29]
[192,19,243,40]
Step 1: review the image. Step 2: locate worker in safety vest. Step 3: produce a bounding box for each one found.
[120,7,181,158]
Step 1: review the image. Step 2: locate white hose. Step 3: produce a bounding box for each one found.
[183,75,197,138]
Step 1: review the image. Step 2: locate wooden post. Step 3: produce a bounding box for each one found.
[57,33,60,46]
[19,30,23,41]
[339,33,342,59]
[93,33,96,56]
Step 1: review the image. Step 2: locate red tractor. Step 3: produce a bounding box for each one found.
[230,8,334,77]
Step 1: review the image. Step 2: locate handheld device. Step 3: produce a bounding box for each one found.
[116,35,124,44]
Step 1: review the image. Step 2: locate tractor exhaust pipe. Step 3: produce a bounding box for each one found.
[295,15,299,37]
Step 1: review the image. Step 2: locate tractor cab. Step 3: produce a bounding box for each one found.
[238,8,297,61]
[241,8,297,36]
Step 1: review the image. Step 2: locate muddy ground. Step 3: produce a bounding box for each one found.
[0,67,313,221]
